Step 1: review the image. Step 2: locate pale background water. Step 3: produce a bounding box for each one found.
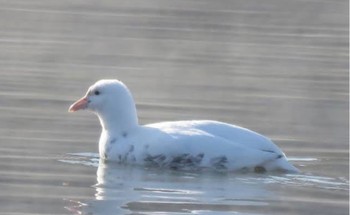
[0,0,348,214]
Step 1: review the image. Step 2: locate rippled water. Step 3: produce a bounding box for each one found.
[0,0,348,214]
[59,153,348,215]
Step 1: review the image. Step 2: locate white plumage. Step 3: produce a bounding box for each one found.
[69,79,299,173]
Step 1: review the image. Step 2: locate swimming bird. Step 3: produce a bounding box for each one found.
[69,79,299,173]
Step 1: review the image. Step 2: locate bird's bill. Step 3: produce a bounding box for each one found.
[68,97,88,112]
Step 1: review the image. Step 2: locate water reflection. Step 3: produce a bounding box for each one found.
[62,153,348,214]
[99,161,276,214]
[64,156,274,214]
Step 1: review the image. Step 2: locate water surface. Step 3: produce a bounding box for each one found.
[0,0,348,214]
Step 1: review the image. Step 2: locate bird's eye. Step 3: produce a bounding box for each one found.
[94,90,100,95]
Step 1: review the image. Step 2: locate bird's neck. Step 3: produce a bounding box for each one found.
[97,107,139,134]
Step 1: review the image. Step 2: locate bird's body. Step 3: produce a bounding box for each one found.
[69,80,299,173]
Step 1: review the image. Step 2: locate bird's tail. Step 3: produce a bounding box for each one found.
[265,156,300,173]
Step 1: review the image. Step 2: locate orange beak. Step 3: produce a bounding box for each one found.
[68,97,89,112]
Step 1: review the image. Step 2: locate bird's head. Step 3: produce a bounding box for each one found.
[69,79,138,130]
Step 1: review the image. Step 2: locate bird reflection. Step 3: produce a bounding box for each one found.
[66,159,275,215]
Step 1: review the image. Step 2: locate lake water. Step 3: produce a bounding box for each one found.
[0,0,348,214]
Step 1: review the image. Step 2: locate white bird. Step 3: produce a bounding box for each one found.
[69,79,299,173]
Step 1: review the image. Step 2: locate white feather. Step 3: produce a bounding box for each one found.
[70,79,299,173]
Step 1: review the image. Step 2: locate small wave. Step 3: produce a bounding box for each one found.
[59,152,99,167]
[59,153,349,191]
